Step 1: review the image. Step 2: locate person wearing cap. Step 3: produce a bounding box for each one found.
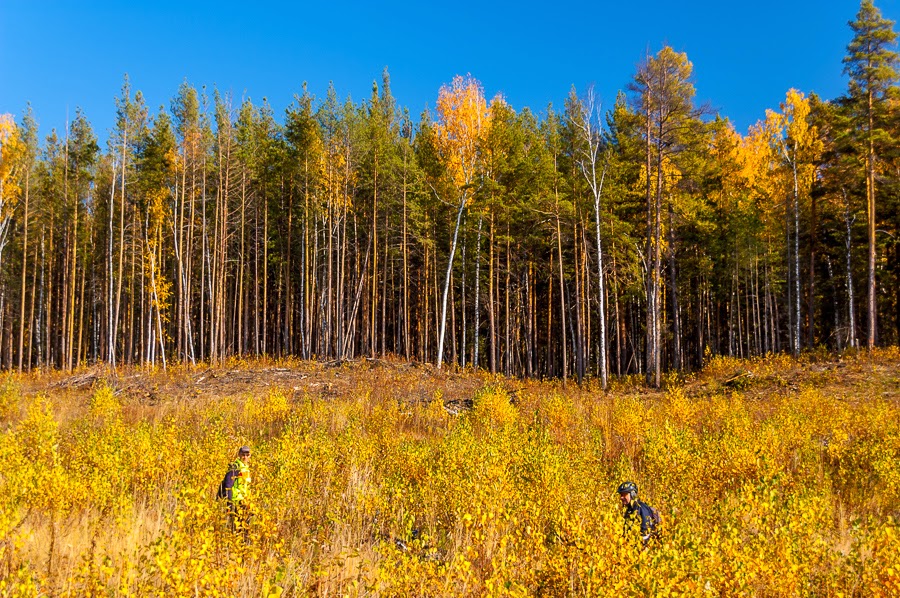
[222,446,252,533]
[617,481,660,545]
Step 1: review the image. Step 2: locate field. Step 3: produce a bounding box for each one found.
[1,351,899,597]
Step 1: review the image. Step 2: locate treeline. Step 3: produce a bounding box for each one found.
[0,1,898,385]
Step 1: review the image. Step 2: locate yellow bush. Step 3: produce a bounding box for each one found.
[88,383,121,421]
[0,356,898,596]
[470,385,517,433]
[0,378,20,425]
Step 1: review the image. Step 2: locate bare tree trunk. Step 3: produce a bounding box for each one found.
[150,240,167,371]
[573,219,584,383]
[525,261,533,377]
[574,88,609,387]
[64,127,75,370]
[613,248,623,377]
[43,232,51,368]
[237,169,246,356]
[644,104,656,386]
[487,213,497,374]
[843,189,858,349]
[302,158,310,358]
[547,250,554,376]
[326,194,334,356]
[77,232,87,366]
[370,151,378,358]
[381,209,388,357]
[555,206,567,383]
[866,89,876,350]
[461,241,467,367]
[264,189,269,356]
[668,201,682,370]
[436,192,467,369]
[18,168,30,371]
[200,151,208,363]
[114,124,128,368]
[402,151,410,360]
[27,241,38,369]
[450,269,457,366]
[792,159,801,356]
[505,222,511,376]
[473,216,482,369]
[807,191,817,347]
[647,118,663,387]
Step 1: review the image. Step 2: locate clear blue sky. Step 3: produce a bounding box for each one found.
[2,1,896,145]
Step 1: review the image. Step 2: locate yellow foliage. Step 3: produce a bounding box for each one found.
[435,75,488,192]
[470,385,517,432]
[0,114,24,216]
[244,388,291,428]
[0,357,898,595]
[0,378,21,424]
[88,383,122,421]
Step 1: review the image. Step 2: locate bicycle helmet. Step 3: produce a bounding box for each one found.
[617,481,638,497]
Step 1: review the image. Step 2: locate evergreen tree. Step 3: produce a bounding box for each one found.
[842,0,899,348]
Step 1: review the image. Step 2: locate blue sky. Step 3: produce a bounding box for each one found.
[2,1,896,145]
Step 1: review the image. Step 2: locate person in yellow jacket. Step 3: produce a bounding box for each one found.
[219,446,252,533]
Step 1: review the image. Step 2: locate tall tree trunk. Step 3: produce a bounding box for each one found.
[792,159,801,356]
[573,219,584,383]
[370,150,378,358]
[648,122,663,387]
[866,89,876,349]
[264,188,269,356]
[473,216,482,369]
[27,241,39,369]
[461,241,467,367]
[505,223,511,377]
[436,192,466,369]
[844,189,858,349]
[17,168,30,371]
[807,191,817,347]
[402,151,410,360]
[381,209,388,357]
[593,180,608,388]
[644,105,656,386]
[555,207,567,383]
[668,201,681,370]
[114,124,128,368]
[487,213,497,374]
[612,247,623,377]
[525,261,533,377]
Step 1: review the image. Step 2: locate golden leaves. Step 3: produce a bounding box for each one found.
[0,114,24,214]
[1,356,899,595]
[434,75,488,191]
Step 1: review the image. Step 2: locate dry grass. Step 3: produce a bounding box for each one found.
[1,351,898,596]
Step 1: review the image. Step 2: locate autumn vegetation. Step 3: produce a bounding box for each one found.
[2,0,900,595]
[0,351,898,596]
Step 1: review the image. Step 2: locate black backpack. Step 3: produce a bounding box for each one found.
[216,469,231,500]
[635,500,662,530]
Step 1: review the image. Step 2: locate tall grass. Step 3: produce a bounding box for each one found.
[0,351,898,596]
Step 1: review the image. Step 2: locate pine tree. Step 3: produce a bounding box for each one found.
[843,0,899,349]
[629,46,704,386]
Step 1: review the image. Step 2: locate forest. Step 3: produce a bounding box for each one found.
[0,1,899,386]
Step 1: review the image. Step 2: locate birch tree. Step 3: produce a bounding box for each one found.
[0,115,24,296]
[433,75,487,369]
[569,86,610,389]
[768,90,823,355]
